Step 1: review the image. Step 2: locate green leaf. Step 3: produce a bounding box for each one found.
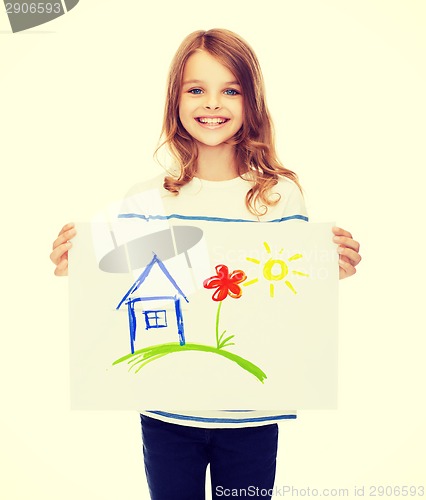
[218,334,235,349]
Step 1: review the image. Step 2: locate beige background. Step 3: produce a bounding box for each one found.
[1,0,425,498]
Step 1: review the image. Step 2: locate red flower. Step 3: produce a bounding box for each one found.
[203,264,247,302]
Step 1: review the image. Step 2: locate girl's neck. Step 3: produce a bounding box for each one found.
[194,143,240,181]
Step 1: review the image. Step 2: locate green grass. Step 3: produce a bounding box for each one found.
[113,342,267,383]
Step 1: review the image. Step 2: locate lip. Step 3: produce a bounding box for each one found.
[195,116,230,128]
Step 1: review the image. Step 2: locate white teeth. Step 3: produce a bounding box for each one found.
[198,117,227,124]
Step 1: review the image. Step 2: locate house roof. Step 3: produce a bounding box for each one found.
[116,253,189,310]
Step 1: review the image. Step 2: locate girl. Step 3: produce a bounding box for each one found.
[51,29,361,500]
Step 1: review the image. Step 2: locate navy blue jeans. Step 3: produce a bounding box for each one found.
[141,415,278,500]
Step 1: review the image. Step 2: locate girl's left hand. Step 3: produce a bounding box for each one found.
[332,226,361,280]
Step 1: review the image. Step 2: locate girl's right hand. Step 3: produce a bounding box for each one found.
[50,222,76,276]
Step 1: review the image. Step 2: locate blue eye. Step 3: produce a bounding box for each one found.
[188,88,203,94]
[224,89,240,95]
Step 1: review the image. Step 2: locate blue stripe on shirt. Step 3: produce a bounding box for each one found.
[145,410,297,424]
[118,213,309,223]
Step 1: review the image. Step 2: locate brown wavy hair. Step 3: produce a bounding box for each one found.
[155,28,302,216]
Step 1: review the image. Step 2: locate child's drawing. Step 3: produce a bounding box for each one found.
[69,220,338,410]
[113,258,268,382]
[115,254,189,354]
[112,241,310,383]
[203,264,246,350]
[244,241,309,298]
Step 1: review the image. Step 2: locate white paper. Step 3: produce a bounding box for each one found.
[69,218,338,410]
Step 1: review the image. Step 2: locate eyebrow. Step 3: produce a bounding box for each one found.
[182,79,241,86]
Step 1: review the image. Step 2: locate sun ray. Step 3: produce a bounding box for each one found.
[263,241,271,253]
[292,270,309,277]
[243,278,259,287]
[285,280,297,294]
[245,244,308,298]
[246,257,260,264]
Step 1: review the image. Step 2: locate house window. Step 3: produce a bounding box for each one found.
[144,310,167,330]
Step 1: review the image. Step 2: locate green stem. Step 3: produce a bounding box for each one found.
[215,300,223,349]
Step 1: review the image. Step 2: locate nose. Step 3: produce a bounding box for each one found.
[204,93,221,110]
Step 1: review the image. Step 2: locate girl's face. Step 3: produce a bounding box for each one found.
[179,50,244,149]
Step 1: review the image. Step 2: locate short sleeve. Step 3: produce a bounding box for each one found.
[275,178,308,220]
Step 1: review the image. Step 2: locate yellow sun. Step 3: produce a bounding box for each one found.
[244,241,309,298]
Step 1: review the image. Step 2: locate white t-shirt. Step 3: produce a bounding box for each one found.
[121,172,308,428]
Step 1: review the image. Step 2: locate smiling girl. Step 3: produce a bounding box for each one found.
[51,29,361,500]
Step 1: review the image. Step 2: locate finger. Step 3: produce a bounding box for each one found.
[54,258,69,276]
[58,222,75,237]
[333,235,360,253]
[332,226,353,238]
[339,256,356,278]
[52,227,76,250]
[337,246,362,266]
[50,241,72,265]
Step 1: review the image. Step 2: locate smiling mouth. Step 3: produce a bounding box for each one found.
[195,117,230,125]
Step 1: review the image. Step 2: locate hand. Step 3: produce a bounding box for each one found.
[332,226,361,280]
[50,222,76,276]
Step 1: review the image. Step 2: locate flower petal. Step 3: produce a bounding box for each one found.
[227,282,243,299]
[229,269,247,284]
[212,286,229,302]
[203,264,247,301]
[215,264,229,280]
[203,276,222,289]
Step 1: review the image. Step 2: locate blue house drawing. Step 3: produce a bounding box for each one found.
[116,254,189,354]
